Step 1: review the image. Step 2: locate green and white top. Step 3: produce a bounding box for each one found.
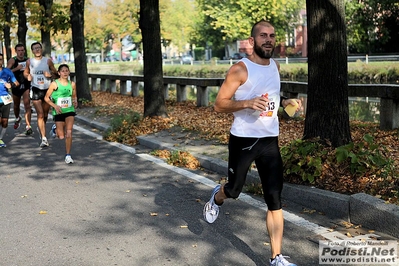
[51,79,75,115]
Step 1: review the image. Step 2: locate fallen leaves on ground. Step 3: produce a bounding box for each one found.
[151,149,201,169]
[84,92,399,204]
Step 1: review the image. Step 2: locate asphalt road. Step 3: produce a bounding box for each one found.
[1,114,397,266]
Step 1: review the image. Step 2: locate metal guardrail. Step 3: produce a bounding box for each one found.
[347,55,399,63]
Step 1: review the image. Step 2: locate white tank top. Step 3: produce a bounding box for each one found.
[29,57,51,90]
[230,58,281,138]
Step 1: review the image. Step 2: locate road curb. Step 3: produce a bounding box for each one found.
[282,183,351,220]
[350,193,399,238]
[75,115,110,132]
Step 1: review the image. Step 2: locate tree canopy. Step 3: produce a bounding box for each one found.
[81,0,196,57]
[345,0,399,54]
[160,0,196,52]
[194,0,305,48]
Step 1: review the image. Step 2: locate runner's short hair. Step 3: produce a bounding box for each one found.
[31,42,42,50]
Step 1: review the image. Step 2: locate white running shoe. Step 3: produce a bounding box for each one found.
[40,138,49,148]
[65,155,74,164]
[50,124,57,138]
[270,254,297,266]
[203,184,221,223]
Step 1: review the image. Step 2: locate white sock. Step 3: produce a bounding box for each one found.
[0,127,6,139]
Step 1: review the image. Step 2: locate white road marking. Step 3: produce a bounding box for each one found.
[73,124,103,140]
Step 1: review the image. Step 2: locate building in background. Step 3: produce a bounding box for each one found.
[276,9,307,57]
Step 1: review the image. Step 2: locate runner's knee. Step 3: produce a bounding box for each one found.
[264,191,282,210]
[66,129,72,138]
[23,102,31,110]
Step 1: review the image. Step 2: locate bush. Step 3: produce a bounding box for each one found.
[103,111,141,142]
[281,134,396,185]
[336,134,395,178]
[281,138,328,183]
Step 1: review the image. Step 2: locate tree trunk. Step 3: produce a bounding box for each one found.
[3,0,12,61]
[16,0,28,50]
[39,0,53,57]
[70,0,91,103]
[139,0,168,117]
[304,0,351,147]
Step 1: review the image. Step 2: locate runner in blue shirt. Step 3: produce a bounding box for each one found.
[0,53,19,147]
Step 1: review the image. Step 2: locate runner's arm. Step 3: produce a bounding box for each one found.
[6,58,20,72]
[9,70,19,87]
[23,59,31,81]
[214,62,269,113]
[44,82,61,113]
[71,81,78,108]
[273,59,302,110]
[47,59,58,79]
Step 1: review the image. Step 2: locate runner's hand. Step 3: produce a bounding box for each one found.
[54,106,62,114]
[250,96,269,111]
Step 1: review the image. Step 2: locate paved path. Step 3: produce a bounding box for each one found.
[0,111,397,266]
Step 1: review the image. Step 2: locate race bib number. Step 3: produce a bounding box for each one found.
[259,93,278,118]
[0,94,13,105]
[57,97,72,108]
[19,62,26,71]
[35,75,45,85]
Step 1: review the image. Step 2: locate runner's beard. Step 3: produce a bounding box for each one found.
[254,43,274,59]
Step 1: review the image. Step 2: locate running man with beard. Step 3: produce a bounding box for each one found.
[203,20,301,266]
[7,44,33,134]
[24,42,57,148]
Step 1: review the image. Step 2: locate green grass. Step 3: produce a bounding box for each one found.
[67,60,399,83]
